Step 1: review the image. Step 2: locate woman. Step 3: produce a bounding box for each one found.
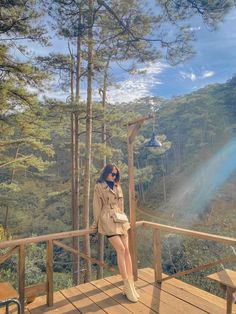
[90,163,139,303]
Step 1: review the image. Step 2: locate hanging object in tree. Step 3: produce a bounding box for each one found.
[146,131,162,148]
[146,112,162,148]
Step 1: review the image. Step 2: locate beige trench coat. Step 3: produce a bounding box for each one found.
[91,181,130,236]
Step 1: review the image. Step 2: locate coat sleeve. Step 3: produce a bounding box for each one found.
[118,186,124,212]
[90,184,103,230]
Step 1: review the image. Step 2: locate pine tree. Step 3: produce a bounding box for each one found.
[0,0,51,232]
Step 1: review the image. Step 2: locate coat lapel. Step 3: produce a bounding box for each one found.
[101,181,117,195]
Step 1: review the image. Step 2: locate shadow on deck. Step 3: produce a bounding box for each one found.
[24,268,236,314]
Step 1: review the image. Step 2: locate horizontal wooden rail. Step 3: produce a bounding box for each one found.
[136,220,236,283]
[1,221,235,311]
[162,255,236,281]
[136,221,236,245]
[0,228,96,313]
[53,240,116,273]
[0,228,95,249]
[0,246,18,264]
[25,283,47,299]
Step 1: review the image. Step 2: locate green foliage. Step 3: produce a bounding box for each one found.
[0,0,235,295]
[156,0,233,30]
[0,223,12,241]
[0,243,45,288]
[53,272,73,291]
[0,0,48,44]
[0,0,51,192]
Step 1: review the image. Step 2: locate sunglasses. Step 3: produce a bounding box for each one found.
[111,172,117,177]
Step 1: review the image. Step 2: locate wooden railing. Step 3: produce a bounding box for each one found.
[1,221,236,313]
[136,221,236,283]
[0,228,115,313]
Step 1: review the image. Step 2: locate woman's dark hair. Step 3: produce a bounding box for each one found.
[97,163,120,183]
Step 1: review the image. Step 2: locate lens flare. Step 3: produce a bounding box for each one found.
[166,137,236,226]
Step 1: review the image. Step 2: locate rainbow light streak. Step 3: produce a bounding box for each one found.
[168,137,236,224]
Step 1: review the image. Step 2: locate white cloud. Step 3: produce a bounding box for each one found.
[101,61,168,104]
[202,70,214,79]
[189,26,201,31]
[180,69,215,82]
[180,71,197,81]
[40,61,168,104]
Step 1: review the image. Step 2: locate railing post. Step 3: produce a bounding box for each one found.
[18,244,25,314]
[97,234,104,279]
[153,229,162,283]
[226,287,233,314]
[46,240,53,306]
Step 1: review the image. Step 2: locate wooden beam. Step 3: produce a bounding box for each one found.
[0,228,95,249]
[46,240,53,307]
[127,139,138,280]
[207,269,236,290]
[126,116,153,281]
[153,229,162,283]
[141,221,236,245]
[207,269,236,314]
[0,282,18,299]
[135,221,144,227]
[53,240,116,273]
[163,255,236,281]
[126,115,153,127]
[18,244,25,314]
[25,283,47,299]
[0,246,18,264]
[226,287,234,314]
[128,123,143,144]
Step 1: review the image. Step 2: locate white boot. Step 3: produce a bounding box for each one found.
[123,277,140,299]
[129,277,140,299]
[123,279,138,303]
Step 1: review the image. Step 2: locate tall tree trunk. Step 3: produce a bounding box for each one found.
[72,8,82,284]
[97,57,110,279]
[83,0,93,282]
[69,47,79,284]
[10,144,20,182]
[4,144,20,234]
[101,57,110,165]
[136,159,145,203]
[161,155,167,203]
[3,206,9,238]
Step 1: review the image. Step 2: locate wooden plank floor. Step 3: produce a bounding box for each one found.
[25,268,236,314]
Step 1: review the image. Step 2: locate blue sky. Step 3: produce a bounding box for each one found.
[26,6,236,104]
[107,7,236,103]
[155,8,236,99]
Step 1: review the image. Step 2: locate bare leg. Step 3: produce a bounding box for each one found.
[120,234,133,278]
[109,235,138,302]
[120,234,140,298]
[108,236,127,280]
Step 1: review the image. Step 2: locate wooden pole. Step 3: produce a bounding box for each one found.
[127,139,138,280]
[46,240,53,307]
[127,116,153,281]
[226,287,233,314]
[153,229,162,283]
[18,244,25,314]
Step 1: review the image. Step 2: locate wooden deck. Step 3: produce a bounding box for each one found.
[19,268,235,314]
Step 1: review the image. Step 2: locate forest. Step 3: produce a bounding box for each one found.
[0,0,236,299]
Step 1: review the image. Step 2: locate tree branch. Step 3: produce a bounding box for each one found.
[0,155,33,169]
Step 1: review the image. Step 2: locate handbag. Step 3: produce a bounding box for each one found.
[113,212,128,223]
